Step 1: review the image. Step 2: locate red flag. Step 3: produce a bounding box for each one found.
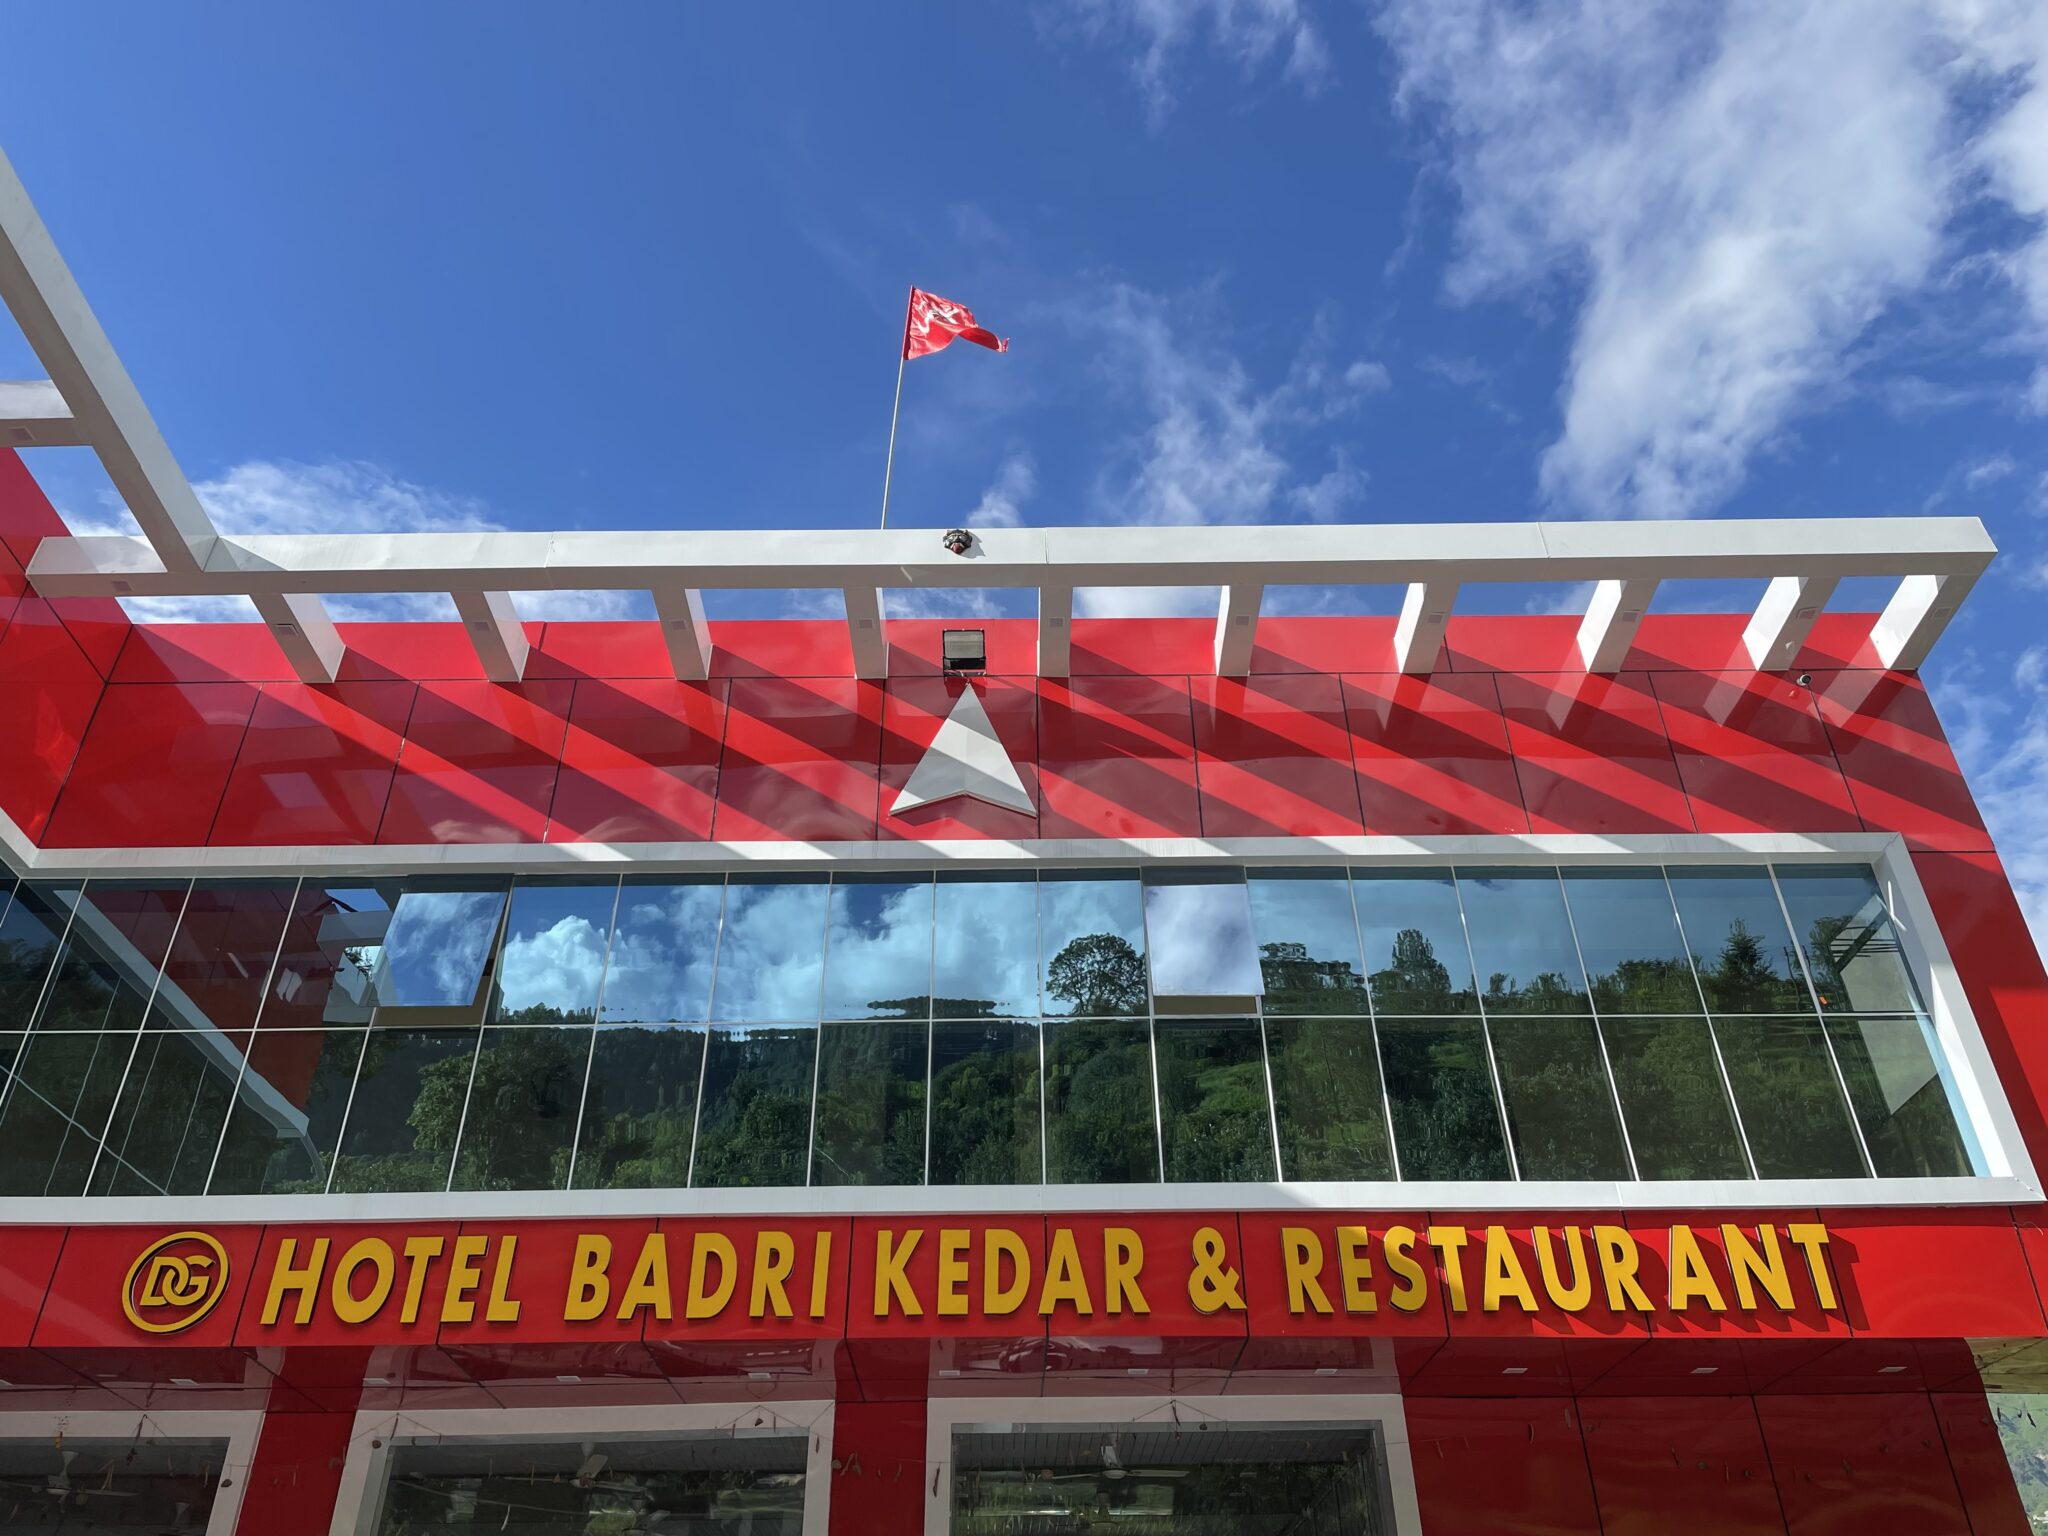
[903,287,1010,359]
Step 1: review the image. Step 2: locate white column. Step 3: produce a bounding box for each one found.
[1742,574,1838,671]
[845,585,887,679]
[455,590,529,681]
[1214,583,1263,676]
[1039,583,1072,677]
[255,592,344,683]
[1394,581,1456,674]
[1872,571,1977,670]
[1575,578,1657,672]
[655,586,713,680]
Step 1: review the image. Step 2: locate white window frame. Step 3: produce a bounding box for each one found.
[0,1407,260,1536]
[924,1388,1424,1536]
[330,1398,835,1536]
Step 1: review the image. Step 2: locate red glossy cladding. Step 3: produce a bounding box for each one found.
[714,678,883,841]
[43,681,259,847]
[879,677,1039,840]
[113,623,295,684]
[0,598,104,838]
[211,681,417,845]
[1579,1397,1784,1536]
[524,622,674,680]
[0,1227,65,1347]
[1343,671,1527,834]
[376,679,572,845]
[1496,671,1695,834]
[35,1225,264,1351]
[1067,617,1213,676]
[1932,1389,2036,1536]
[548,678,727,843]
[884,619,1039,677]
[1190,673,1364,836]
[1756,1393,1974,1535]
[1810,670,1989,850]
[1038,674,1200,839]
[1650,671,1863,832]
[1246,616,1400,674]
[335,622,545,683]
[1827,1208,2045,1339]
[1404,1396,1605,1535]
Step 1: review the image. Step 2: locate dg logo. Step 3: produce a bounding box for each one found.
[122,1231,231,1335]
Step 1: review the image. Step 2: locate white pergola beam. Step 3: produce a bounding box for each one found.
[1576,578,1658,672]
[845,585,886,679]
[454,590,528,682]
[1039,584,1072,677]
[1872,571,1977,670]
[0,379,82,447]
[654,586,713,681]
[1214,582,1262,676]
[254,592,343,684]
[1743,574,1839,671]
[1395,581,1455,674]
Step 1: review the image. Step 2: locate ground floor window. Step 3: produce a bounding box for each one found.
[0,1412,258,1535]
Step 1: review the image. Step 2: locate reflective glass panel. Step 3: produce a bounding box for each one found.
[0,1438,229,1532]
[1775,865,1925,1014]
[156,880,296,1034]
[1044,1018,1159,1183]
[821,876,933,1021]
[1354,871,1478,1014]
[0,881,77,1027]
[1248,871,1368,1015]
[572,1024,706,1189]
[0,1029,137,1194]
[1265,1017,1395,1180]
[450,1025,590,1190]
[1145,870,1263,1000]
[328,1027,478,1192]
[934,874,1038,1018]
[371,885,509,1010]
[1488,1019,1631,1180]
[1563,869,1704,1013]
[1826,1013,1974,1177]
[1668,868,1811,1013]
[811,1019,928,1184]
[1376,1019,1511,1180]
[90,1026,248,1195]
[1040,872,1148,1017]
[490,879,618,1024]
[262,883,396,1027]
[709,877,829,1023]
[1599,1017,1751,1180]
[1155,1018,1277,1181]
[602,878,722,1026]
[691,1025,818,1186]
[1712,1016,1867,1178]
[29,881,185,1033]
[208,1028,365,1194]
[1459,869,1590,1014]
[929,1020,1041,1184]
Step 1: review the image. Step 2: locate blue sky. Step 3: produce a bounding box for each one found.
[2,2,2045,933]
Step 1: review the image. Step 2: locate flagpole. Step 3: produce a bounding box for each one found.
[879,346,907,530]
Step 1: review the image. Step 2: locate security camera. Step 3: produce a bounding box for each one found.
[942,528,973,555]
[1796,672,1813,687]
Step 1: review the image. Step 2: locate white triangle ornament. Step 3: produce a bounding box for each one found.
[892,685,1034,816]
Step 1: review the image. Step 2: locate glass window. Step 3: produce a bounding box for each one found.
[371,885,509,1011]
[261,883,396,1028]
[1488,1019,1631,1180]
[691,1025,817,1186]
[1826,1013,1975,1177]
[155,880,296,1034]
[1144,870,1263,1001]
[571,1024,706,1190]
[811,1019,928,1185]
[934,874,1038,1018]
[1599,1017,1751,1180]
[207,1028,365,1193]
[1376,1019,1511,1180]
[490,879,618,1025]
[0,1438,231,1532]
[709,877,829,1023]
[328,1028,478,1193]
[0,881,77,1026]
[601,878,722,1026]
[1354,871,1478,1014]
[0,1029,137,1194]
[450,1025,591,1191]
[1040,872,1148,1017]
[1155,1018,1276,1181]
[1775,865,1925,1014]
[90,1027,248,1195]
[1265,1017,1395,1180]
[1044,1018,1159,1183]
[1458,869,1590,1014]
[29,881,186,1034]
[1712,1016,1867,1178]
[1668,868,1812,1013]
[1248,871,1368,1014]
[1563,869,1704,1013]
[929,1020,1041,1184]
[821,876,933,1021]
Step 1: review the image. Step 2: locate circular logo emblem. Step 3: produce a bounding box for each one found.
[122,1231,231,1335]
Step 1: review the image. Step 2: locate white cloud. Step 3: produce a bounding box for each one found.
[1050,0,1330,124]
[1286,448,1368,521]
[968,451,1037,528]
[1934,645,2048,951]
[1373,0,2048,519]
[1964,452,2019,489]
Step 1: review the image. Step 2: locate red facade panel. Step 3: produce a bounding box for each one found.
[879,676,1039,840]
[1650,671,1863,833]
[0,598,105,839]
[1037,674,1201,839]
[1812,670,1990,851]
[1580,1396,1785,1536]
[1496,671,1696,834]
[1190,673,1364,836]
[375,679,572,844]
[1755,1393,1974,1536]
[714,677,884,841]
[42,680,259,847]
[1342,671,1528,835]
[1404,1396,1605,1534]
[211,681,417,846]
[548,677,727,843]
[1825,1207,2046,1340]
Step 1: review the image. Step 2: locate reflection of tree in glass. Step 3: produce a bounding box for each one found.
[928,1025,1039,1184]
[1586,954,1702,1013]
[1714,1016,1864,1177]
[1601,1017,1749,1180]
[1266,1019,1395,1180]
[1046,934,1147,1016]
[1378,1021,1511,1180]
[1368,929,1464,1013]
[445,1016,585,1190]
[1046,1019,1157,1183]
[1157,1024,1274,1181]
[692,1030,815,1188]
[1695,922,1806,1012]
[1489,1021,1627,1178]
[812,1023,925,1185]
[1481,969,1583,1013]
[574,1027,700,1189]
[1257,942,1366,1014]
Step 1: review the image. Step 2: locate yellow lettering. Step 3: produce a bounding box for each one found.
[1281,1228,1334,1315]
[1384,1226,1427,1312]
[687,1233,738,1320]
[616,1232,672,1322]
[1593,1226,1654,1313]
[484,1235,520,1323]
[565,1234,611,1322]
[936,1229,972,1318]
[330,1238,394,1326]
[752,1231,795,1320]
[1427,1226,1471,1313]
[1336,1226,1377,1314]
[1037,1227,1091,1316]
[1481,1226,1539,1313]
[810,1230,833,1320]
[1721,1225,1794,1312]
[873,1229,923,1318]
[1533,1226,1592,1312]
[261,1237,330,1327]
[984,1229,1030,1316]
[1667,1225,1727,1311]
[398,1236,443,1325]
[1785,1223,1839,1310]
[441,1234,490,1324]
[1104,1228,1149,1315]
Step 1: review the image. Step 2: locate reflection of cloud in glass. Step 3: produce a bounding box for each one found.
[375,890,507,1008]
[710,880,830,1022]
[822,880,933,1019]
[602,883,721,1025]
[1145,881,1262,997]
[934,877,1037,1017]
[498,915,607,1020]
